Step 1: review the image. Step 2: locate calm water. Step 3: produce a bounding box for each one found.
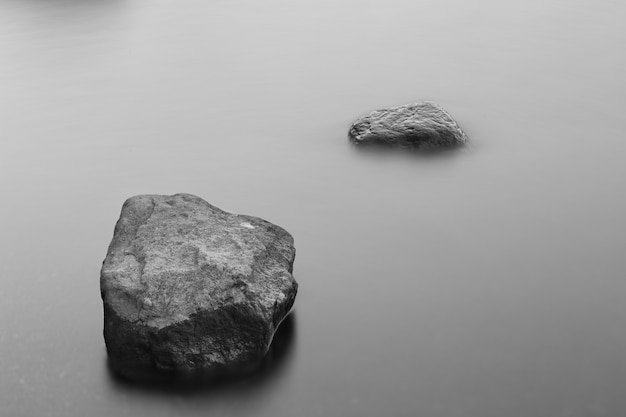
[2,0,626,416]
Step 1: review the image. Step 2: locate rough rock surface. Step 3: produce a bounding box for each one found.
[100,193,297,378]
[349,101,468,149]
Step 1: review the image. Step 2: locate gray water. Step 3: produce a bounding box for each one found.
[2,0,626,416]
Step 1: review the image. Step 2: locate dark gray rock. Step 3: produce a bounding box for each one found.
[349,101,468,149]
[100,193,297,378]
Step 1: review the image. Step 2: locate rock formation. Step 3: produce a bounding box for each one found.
[349,101,468,149]
[101,193,297,378]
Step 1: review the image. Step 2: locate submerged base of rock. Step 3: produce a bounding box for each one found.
[349,101,468,150]
[100,194,297,379]
[108,314,296,384]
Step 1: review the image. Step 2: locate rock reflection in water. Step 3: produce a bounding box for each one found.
[106,313,297,395]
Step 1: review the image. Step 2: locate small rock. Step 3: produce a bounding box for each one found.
[100,193,297,378]
[349,101,468,149]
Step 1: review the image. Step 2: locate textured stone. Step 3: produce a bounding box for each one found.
[349,101,468,149]
[100,193,297,378]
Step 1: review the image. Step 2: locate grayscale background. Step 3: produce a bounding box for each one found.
[1,0,625,416]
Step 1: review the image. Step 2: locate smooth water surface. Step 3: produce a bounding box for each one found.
[1,0,626,416]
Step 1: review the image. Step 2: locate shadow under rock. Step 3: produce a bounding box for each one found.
[105,313,297,396]
[348,139,471,160]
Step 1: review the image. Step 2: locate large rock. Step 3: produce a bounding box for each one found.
[100,193,297,378]
[349,101,468,149]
